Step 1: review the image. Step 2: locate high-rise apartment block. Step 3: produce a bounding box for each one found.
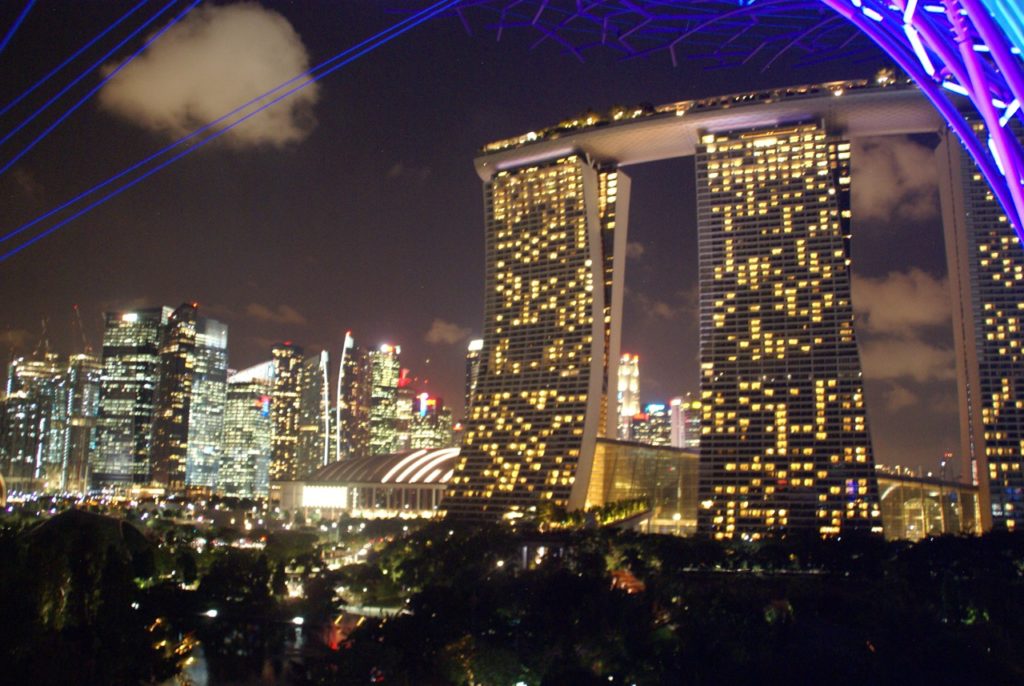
[617,353,640,441]
[270,342,303,480]
[93,307,171,487]
[939,123,1024,531]
[444,154,630,519]
[695,122,881,539]
[369,344,401,455]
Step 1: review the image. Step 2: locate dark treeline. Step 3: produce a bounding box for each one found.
[3,510,1024,685]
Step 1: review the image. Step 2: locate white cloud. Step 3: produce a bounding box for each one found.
[425,318,471,345]
[853,268,950,335]
[852,137,939,223]
[98,3,319,148]
[884,384,918,412]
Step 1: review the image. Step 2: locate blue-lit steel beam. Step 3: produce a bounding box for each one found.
[458,0,1024,238]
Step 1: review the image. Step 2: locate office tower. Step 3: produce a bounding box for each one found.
[270,342,303,480]
[219,362,273,497]
[150,303,198,491]
[337,335,371,460]
[409,392,455,449]
[0,387,44,484]
[632,402,671,446]
[296,350,330,477]
[3,353,66,484]
[369,344,401,455]
[464,338,483,420]
[396,370,415,451]
[184,318,228,489]
[62,353,102,492]
[617,353,640,441]
[670,395,702,451]
[939,124,1024,531]
[696,122,881,539]
[94,307,171,487]
[444,154,629,519]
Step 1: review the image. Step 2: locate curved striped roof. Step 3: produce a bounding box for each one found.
[308,447,461,485]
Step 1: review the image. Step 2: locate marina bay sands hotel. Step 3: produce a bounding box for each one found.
[441,76,1024,537]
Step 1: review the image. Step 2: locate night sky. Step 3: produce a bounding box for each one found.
[0,2,957,473]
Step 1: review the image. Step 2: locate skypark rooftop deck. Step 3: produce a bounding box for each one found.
[474,76,942,180]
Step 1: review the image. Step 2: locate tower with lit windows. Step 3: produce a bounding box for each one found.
[443,154,630,520]
[270,342,304,480]
[939,122,1024,532]
[369,344,402,455]
[695,121,881,539]
[297,350,330,477]
[617,353,640,441]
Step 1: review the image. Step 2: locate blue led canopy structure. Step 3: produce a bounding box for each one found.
[455,0,1024,239]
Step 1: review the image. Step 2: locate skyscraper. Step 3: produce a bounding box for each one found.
[939,123,1024,531]
[297,350,330,477]
[464,338,483,421]
[270,342,303,480]
[409,392,455,449]
[444,154,629,519]
[337,335,371,460]
[695,122,881,539]
[62,353,102,492]
[94,307,171,487]
[150,303,198,491]
[632,402,671,447]
[369,344,401,455]
[219,362,273,497]
[616,353,640,441]
[3,353,65,485]
[670,395,701,451]
[184,318,228,489]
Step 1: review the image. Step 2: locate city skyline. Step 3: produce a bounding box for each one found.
[0,2,973,474]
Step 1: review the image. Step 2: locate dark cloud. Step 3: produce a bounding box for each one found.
[852,136,939,223]
[853,268,950,335]
[860,337,955,383]
[425,318,471,345]
[98,3,318,148]
[626,241,645,260]
[244,303,307,326]
[0,328,34,353]
[883,384,918,412]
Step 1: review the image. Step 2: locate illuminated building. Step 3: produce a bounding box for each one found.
[444,153,630,520]
[150,303,198,491]
[876,466,980,541]
[410,393,455,449]
[369,344,401,455]
[670,395,701,451]
[62,353,102,493]
[2,353,65,486]
[219,362,273,497]
[396,372,415,451]
[184,318,228,490]
[451,82,942,527]
[337,334,371,460]
[939,123,1024,531]
[616,353,640,440]
[270,342,304,481]
[94,307,171,487]
[696,122,881,539]
[632,403,671,447]
[297,350,330,478]
[464,338,483,420]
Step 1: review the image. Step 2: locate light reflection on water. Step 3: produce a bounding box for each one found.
[164,625,309,686]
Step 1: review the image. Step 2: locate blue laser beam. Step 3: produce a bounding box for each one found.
[0,0,150,120]
[0,0,36,57]
[0,0,459,263]
[1,0,456,248]
[0,0,194,163]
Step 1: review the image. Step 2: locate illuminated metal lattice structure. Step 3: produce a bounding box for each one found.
[455,0,1024,239]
